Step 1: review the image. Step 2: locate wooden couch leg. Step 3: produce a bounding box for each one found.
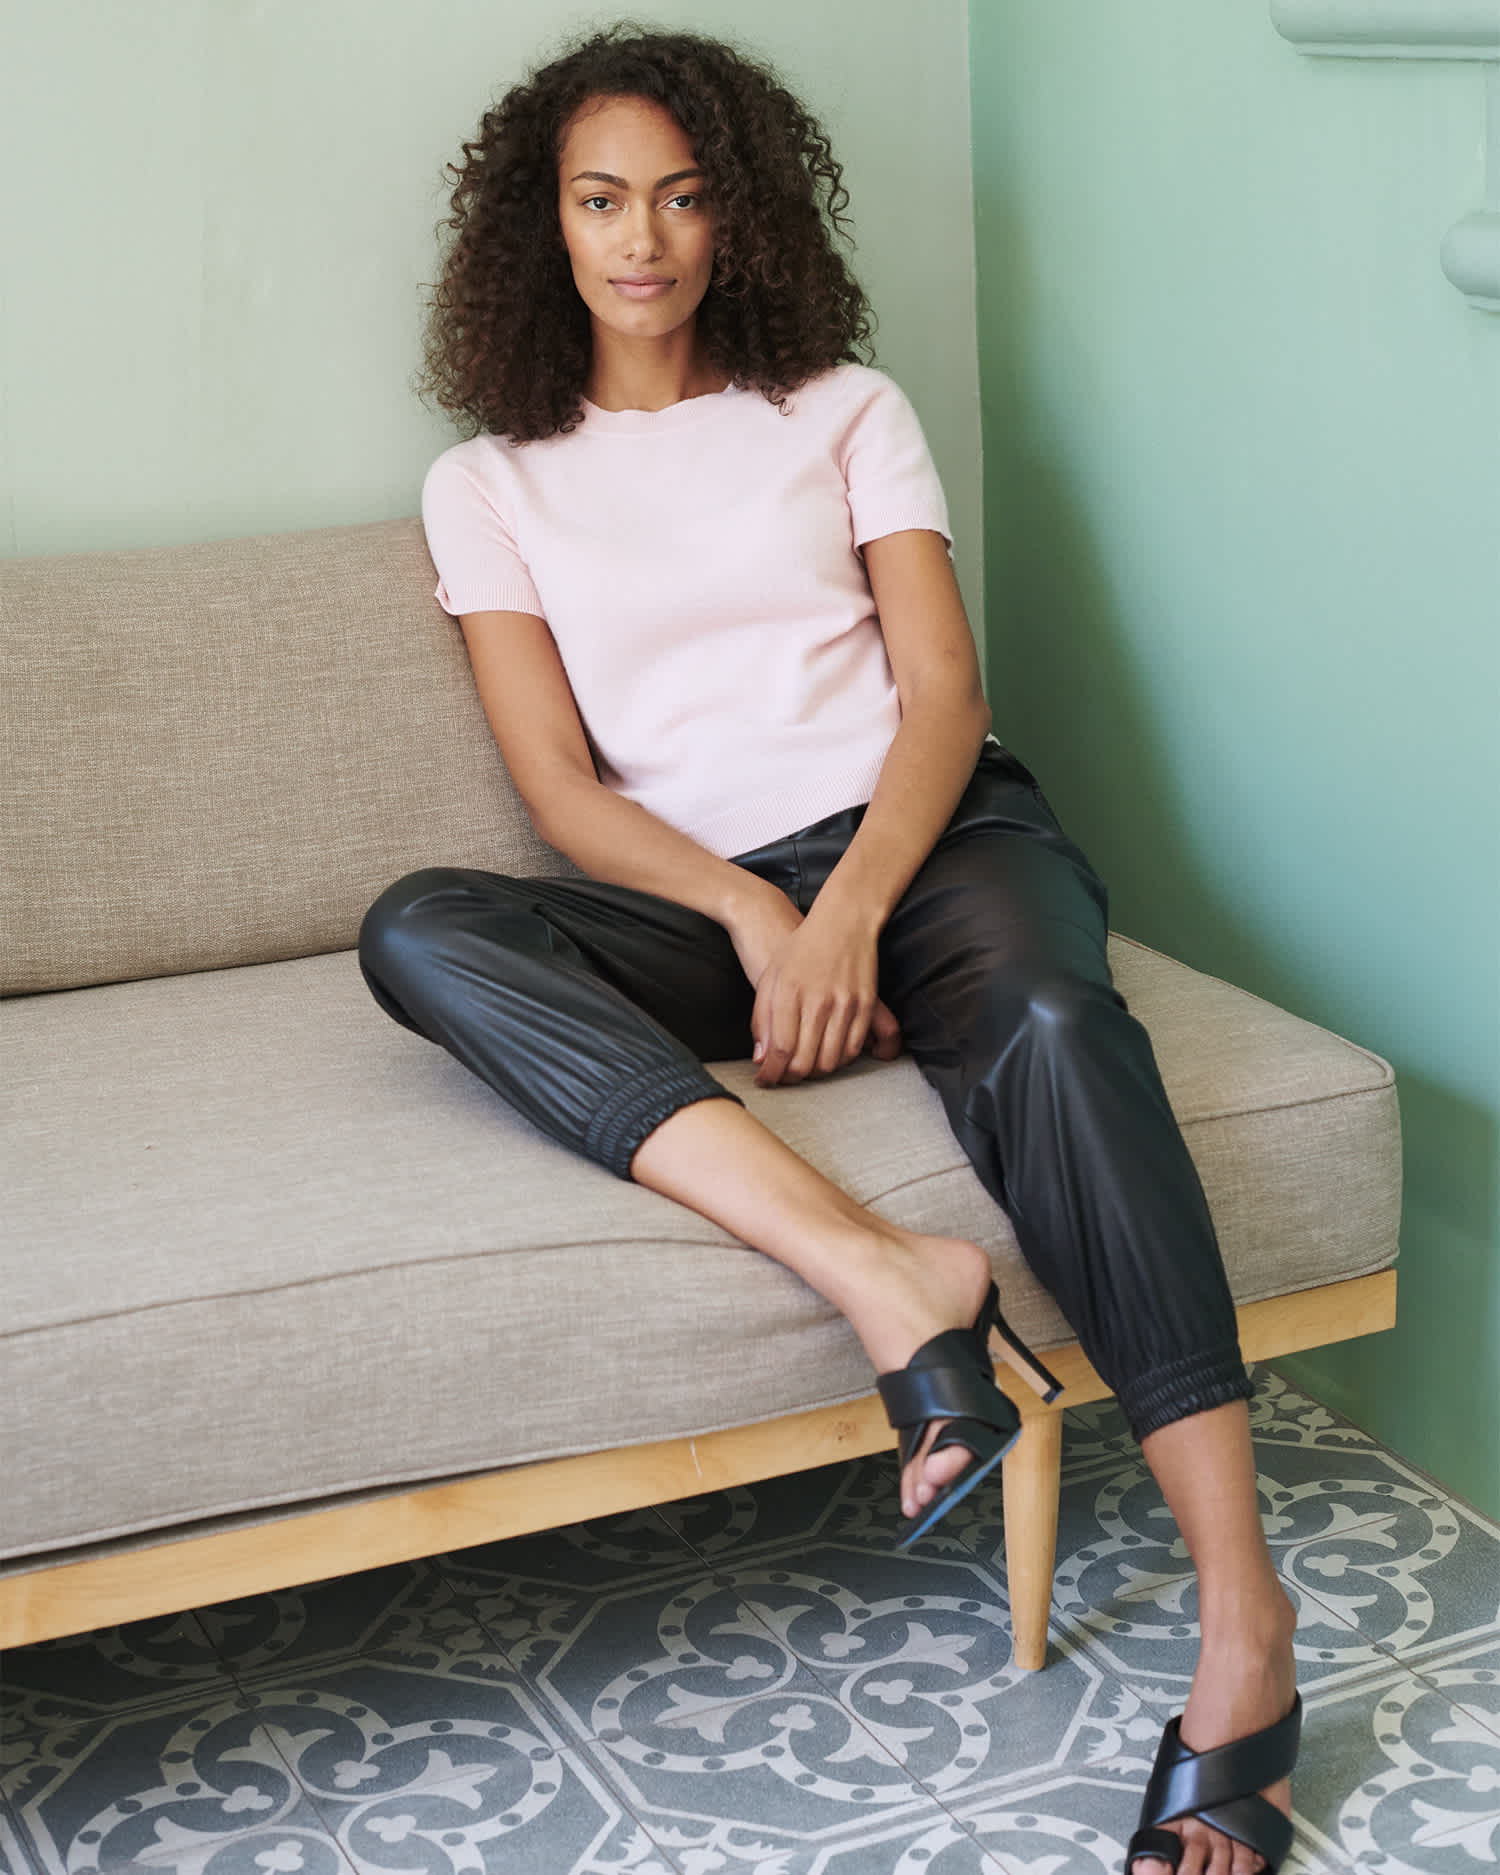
[1002,1406,1062,1671]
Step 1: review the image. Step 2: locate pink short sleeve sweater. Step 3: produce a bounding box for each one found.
[421,363,951,859]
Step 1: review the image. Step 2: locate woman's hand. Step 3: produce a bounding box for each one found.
[728,881,901,1087]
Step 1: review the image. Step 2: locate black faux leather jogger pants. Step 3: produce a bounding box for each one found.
[359,742,1252,1440]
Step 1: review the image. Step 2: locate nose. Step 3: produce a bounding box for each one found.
[621,203,664,263]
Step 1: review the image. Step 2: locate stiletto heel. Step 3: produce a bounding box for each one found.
[988,1303,1063,1403]
[878,1282,1058,1549]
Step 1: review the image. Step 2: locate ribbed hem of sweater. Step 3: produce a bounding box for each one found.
[1115,1343,1255,1444]
[583,1064,742,1180]
[687,749,890,861]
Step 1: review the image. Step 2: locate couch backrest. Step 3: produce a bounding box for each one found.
[2,518,567,995]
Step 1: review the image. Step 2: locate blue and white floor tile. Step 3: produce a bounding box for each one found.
[3,1367,1499,1874]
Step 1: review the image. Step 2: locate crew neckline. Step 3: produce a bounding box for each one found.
[580,381,744,434]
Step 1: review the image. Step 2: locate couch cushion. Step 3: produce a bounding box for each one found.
[0,934,1400,1562]
[0,519,568,996]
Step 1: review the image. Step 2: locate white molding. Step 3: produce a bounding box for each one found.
[1271,1,1500,60]
[1441,210,1500,307]
[1273,6,1500,311]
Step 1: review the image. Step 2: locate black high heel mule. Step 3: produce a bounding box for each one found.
[877,1281,1063,1547]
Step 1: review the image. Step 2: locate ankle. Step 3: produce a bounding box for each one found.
[836,1228,991,1372]
[1197,1578,1297,1660]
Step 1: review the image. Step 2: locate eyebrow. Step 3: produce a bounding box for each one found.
[568,168,705,189]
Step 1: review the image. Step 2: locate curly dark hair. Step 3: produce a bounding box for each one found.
[419,21,876,442]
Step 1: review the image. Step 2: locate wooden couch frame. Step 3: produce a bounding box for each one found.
[0,1271,1395,1667]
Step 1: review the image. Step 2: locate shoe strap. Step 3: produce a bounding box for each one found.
[1195,1794,1295,1870]
[1127,1804,1290,1875]
[877,1337,1010,1435]
[1140,1697,1301,1870]
[1124,1826,1183,1872]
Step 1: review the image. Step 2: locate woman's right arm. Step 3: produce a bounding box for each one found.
[459,608,802,969]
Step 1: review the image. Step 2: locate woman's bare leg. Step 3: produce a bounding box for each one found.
[631,1095,998,1513]
[1132,1402,1298,1875]
[638,1104,1296,1874]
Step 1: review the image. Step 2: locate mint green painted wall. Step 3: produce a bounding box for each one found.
[971,4,1500,1514]
[1,1,981,617]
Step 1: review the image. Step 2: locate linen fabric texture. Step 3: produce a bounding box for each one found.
[1,520,567,996]
[420,364,952,860]
[2,935,1401,1562]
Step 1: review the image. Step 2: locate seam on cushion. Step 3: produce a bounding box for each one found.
[744,1080,1397,1180]
[8,1152,1008,1339]
[763,1169,1399,1345]
[6,1090,1397,1339]
[1171,1082,1399,1128]
[1108,933,1396,1087]
[0,1232,762,1341]
[3,1266,1404,1561]
[1227,1255,1401,1306]
[0,1380,885,1561]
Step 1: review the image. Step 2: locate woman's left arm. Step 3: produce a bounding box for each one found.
[751,527,991,1085]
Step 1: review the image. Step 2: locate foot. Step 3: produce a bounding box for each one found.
[1131,1591,1298,1875]
[836,1227,995,1520]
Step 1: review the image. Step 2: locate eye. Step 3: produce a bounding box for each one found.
[581,195,613,212]
[665,193,700,210]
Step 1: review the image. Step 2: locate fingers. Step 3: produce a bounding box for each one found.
[869,1000,902,1060]
[753,983,876,1086]
[817,997,863,1077]
[750,977,799,1086]
[754,998,847,1085]
[753,991,901,1085]
[745,911,891,1086]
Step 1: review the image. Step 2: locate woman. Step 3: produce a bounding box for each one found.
[359,26,1299,1874]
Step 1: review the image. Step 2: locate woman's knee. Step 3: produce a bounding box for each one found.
[958,960,1123,1057]
[986,969,1175,1140]
[358,867,491,984]
[1014,971,1122,1041]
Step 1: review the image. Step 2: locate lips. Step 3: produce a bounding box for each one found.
[610,276,675,299]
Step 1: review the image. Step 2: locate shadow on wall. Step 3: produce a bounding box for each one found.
[976,177,1500,1463]
[1283,1064,1499,1456]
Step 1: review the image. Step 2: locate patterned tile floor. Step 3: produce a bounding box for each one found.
[3,1368,1499,1874]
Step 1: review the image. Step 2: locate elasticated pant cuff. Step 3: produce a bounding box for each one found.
[1117,1343,1255,1443]
[584,1064,742,1178]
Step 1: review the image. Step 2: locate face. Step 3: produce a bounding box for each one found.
[556,94,715,348]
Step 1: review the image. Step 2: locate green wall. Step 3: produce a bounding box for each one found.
[0,0,982,617]
[971,3,1500,1515]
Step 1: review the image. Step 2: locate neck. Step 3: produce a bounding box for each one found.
[586,324,727,413]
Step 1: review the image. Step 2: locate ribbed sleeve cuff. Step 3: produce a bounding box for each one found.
[851,508,952,552]
[433,577,545,619]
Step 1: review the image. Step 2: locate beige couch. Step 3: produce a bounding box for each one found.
[0,518,1401,1670]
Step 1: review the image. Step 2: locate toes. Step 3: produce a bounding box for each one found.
[1128,1828,1197,1875]
[1133,1797,1275,1873]
[1170,1819,1224,1875]
[900,1425,971,1518]
[923,1441,972,1494]
[1189,1816,1239,1875]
